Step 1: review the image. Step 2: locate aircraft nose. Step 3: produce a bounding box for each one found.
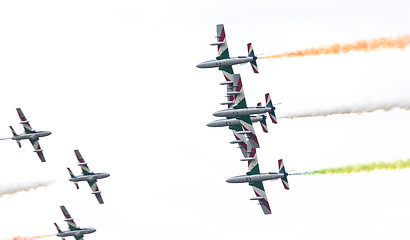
[196,62,205,68]
[226,178,234,183]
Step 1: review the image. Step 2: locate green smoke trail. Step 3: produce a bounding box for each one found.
[308,158,410,175]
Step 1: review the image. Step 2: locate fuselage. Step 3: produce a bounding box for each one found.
[207,115,265,127]
[226,173,285,183]
[69,173,110,182]
[213,107,274,118]
[57,228,96,238]
[12,131,51,140]
[196,56,257,69]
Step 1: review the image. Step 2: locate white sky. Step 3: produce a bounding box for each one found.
[1,0,410,239]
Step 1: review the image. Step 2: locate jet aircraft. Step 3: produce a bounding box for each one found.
[67,149,110,204]
[196,24,259,74]
[9,108,51,162]
[207,114,268,133]
[213,93,277,123]
[54,205,96,240]
[226,159,300,214]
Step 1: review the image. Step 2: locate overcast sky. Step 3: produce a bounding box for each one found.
[1,0,410,239]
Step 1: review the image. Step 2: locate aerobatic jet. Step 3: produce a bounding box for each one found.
[54,205,96,240]
[226,159,301,214]
[196,24,259,74]
[9,108,51,162]
[213,92,277,123]
[207,114,269,133]
[67,150,110,204]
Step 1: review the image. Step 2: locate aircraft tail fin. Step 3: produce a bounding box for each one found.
[10,126,21,148]
[278,159,290,190]
[54,223,62,233]
[247,43,259,73]
[67,168,79,189]
[259,115,268,133]
[265,93,277,124]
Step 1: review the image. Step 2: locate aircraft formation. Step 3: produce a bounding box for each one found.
[197,24,302,215]
[5,108,110,239]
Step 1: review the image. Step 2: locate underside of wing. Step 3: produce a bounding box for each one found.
[74,150,92,175]
[250,184,272,215]
[88,179,104,204]
[246,150,271,214]
[215,24,230,60]
[29,137,46,162]
[74,233,84,240]
[16,108,34,134]
[238,116,259,149]
[60,206,79,231]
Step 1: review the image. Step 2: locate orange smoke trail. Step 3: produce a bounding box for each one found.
[3,235,54,240]
[260,34,410,59]
[0,180,55,197]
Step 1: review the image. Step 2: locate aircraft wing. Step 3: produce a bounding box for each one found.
[29,137,46,162]
[87,179,104,204]
[74,233,84,240]
[247,145,271,215]
[16,108,35,134]
[60,205,79,231]
[74,150,92,175]
[228,74,259,148]
[250,183,272,215]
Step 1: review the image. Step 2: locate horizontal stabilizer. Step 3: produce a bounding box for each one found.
[54,223,62,233]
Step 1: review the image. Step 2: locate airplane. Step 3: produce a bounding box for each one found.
[226,159,300,214]
[54,205,96,240]
[213,93,277,124]
[196,24,259,74]
[67,149,110,204]
[9,108,51,162]
[206,114,268,133]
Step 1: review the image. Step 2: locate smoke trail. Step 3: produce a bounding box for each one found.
[260,34,410,59]
[0,180,55,197]
[2,235,54,240]
[279,98,410,119]
[307,159,410,175]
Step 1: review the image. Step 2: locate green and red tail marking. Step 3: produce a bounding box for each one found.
[265,93,277,124]
[247,43,259,74]
[278,159,289,190]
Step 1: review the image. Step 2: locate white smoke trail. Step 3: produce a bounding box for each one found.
[279,97,410,119]
[0,179,55,197]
